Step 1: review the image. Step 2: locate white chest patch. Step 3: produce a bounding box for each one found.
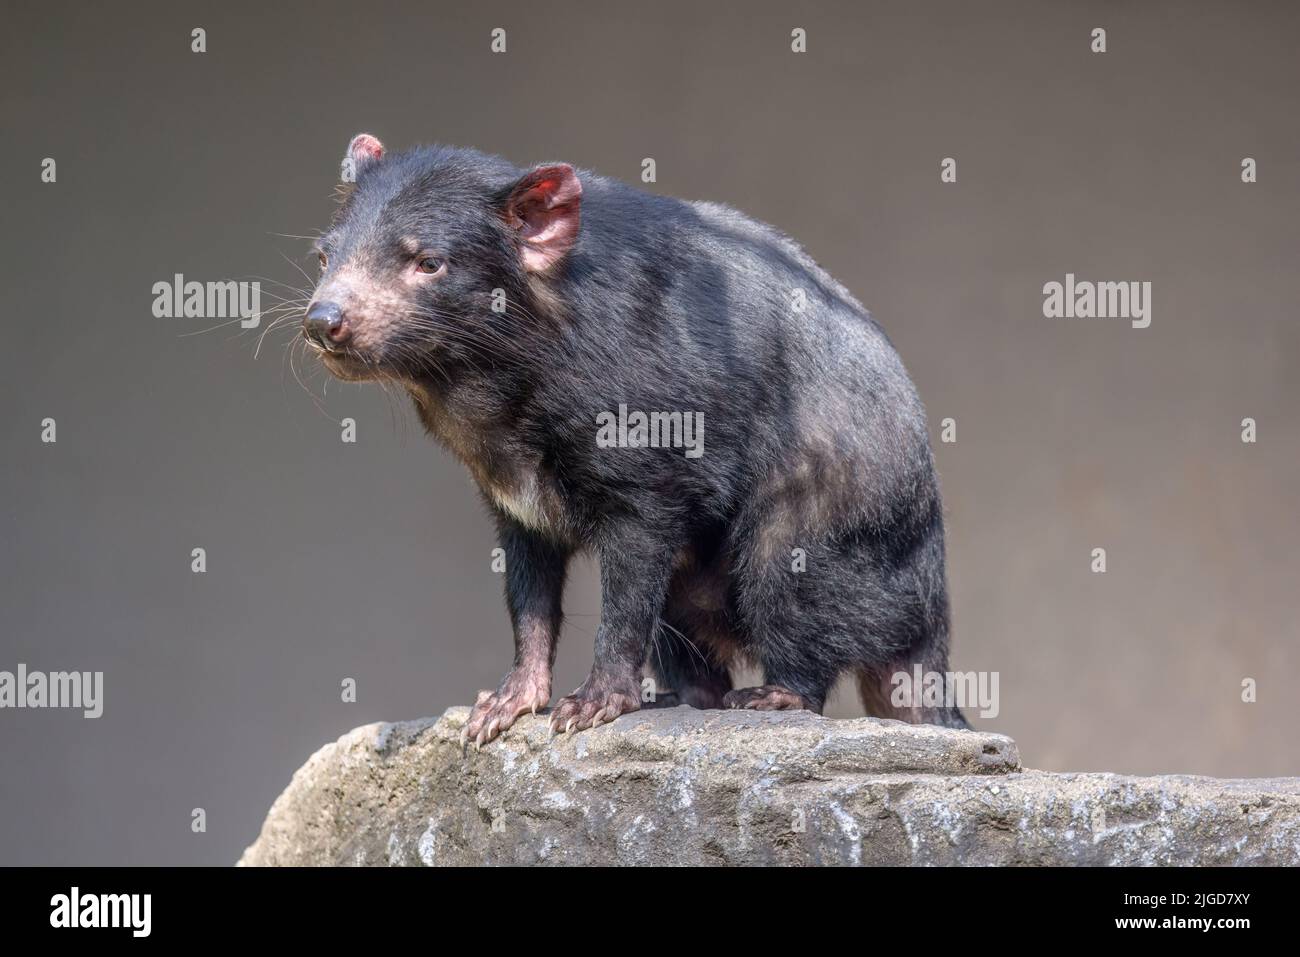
[489,472,549,532]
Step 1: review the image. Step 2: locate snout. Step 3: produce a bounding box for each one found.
[302,301,352,349]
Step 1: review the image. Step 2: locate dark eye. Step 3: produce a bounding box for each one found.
[416,256,444,275]
[317,252,328,271]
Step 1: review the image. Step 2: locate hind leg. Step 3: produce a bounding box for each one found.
[722,618,839,715]
[857,650,971,730]
[722,645,836,715]
[855,544,971,729]
[726,538,863,716]
[726,560,838,715]
[728,522,936,720]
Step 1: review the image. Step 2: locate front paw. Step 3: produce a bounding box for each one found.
[548,678,640,736]
[462,668,551,748]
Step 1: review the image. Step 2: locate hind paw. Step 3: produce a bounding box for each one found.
[723,685,810,711]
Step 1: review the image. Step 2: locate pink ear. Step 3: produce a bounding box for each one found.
[346,133,385,175]
[503,165,582,272]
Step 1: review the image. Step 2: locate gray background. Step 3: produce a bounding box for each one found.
[1,0,1296,865]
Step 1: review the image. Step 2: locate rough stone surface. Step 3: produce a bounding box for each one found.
[239,706,1300,866]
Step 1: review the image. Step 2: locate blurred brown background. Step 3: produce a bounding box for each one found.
[1,0,1296,864]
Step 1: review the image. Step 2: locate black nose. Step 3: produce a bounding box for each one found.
[303,301,350,348]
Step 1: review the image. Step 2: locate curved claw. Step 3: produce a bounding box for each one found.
[464,671,552,747]
[545,687,639,740]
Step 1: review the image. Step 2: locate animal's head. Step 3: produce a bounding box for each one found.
[304,134,582,381]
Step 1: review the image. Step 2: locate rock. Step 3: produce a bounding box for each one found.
[239,706,1300,866]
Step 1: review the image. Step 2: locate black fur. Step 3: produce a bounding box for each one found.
[308,141,968,739]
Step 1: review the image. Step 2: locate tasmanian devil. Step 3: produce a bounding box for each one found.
[301,133,968,745]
